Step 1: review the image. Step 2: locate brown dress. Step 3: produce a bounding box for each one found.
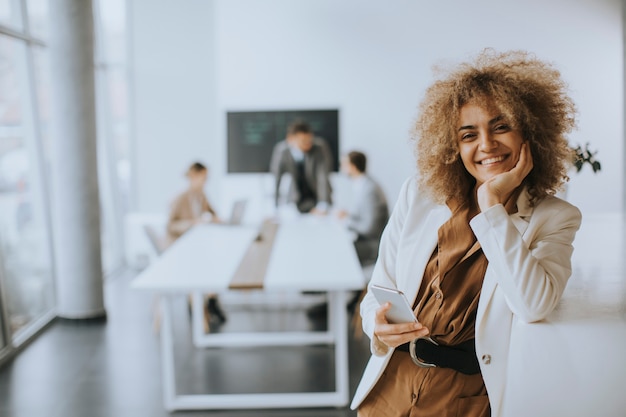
[358,190,520,417]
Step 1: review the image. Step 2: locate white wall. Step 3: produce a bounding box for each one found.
[129,0,217,212]
[130,0,623,220]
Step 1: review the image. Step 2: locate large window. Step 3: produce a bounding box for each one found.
[0,0,23,31]
[25,0,47,40]
[0,33,55,347]
[0,0,131,362]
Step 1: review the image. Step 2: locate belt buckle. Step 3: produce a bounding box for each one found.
[409,336,438,368]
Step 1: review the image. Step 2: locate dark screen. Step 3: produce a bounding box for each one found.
[227,109,339,173]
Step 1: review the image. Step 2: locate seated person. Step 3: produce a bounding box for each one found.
[167,162,226,327]
[270,120,333,214]
[337,151,390,266]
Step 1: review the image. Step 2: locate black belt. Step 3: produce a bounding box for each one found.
[396,337,480,375]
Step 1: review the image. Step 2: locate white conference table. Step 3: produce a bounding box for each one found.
[132,215,364,411]
[502,213,626,416]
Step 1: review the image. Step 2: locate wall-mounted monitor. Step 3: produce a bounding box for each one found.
[227,109,339,173]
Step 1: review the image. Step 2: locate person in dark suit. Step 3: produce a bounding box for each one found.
[337,151,389,266]
[270,120,333,214]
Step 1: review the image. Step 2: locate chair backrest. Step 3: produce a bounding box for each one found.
[143,225,169,256]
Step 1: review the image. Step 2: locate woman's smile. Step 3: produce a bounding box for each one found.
[478,155,508,165]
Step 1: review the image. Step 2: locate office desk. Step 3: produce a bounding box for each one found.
[132,215,364,411]
[503,213,626,416]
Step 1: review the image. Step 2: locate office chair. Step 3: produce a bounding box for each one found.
[143,224,169,256]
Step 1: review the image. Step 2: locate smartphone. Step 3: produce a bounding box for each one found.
[370,284,417,324]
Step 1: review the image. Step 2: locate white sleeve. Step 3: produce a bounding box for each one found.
[470,200,582,322]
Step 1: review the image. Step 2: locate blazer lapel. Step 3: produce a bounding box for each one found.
[510,189,533,235]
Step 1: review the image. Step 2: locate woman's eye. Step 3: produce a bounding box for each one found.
[494,124,510,132]
[461,133,476,141]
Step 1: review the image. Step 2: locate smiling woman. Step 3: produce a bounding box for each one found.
[414,49,576,207]
[352,49,582,417]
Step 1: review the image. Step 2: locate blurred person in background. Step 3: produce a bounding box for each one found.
[167,161,226,328]
[337,150,389,266]
[270,120,333,214]
[337,150,389,313]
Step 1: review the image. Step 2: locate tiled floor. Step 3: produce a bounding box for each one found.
[0,269,371,417]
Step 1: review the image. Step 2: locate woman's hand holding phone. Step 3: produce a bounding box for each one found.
[370,284,430,349]
[373,303,430,349]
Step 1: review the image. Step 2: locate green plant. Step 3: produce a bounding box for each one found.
[571,143,601,173]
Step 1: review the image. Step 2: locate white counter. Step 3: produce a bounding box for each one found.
[503,213,626,416]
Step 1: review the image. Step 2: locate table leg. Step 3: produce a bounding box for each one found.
[160,295,177,411]
[330,290,349,406]
[159,291,351,410]
[191,291,204,346]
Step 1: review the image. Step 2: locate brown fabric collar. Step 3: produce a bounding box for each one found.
[446,185,524,216]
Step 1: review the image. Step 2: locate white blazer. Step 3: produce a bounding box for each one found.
[351,176,581,417]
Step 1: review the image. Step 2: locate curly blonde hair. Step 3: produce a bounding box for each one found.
[413,49,577,205]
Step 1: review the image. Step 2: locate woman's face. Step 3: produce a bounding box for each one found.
[456,103,525,186]
[189,169,208,190]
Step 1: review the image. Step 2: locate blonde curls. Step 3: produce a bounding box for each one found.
[412,49,576,205]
